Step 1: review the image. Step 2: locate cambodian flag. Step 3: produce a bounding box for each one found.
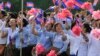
[0,2,4,10]
[74,0,83,8]
[35,18,44,24]
[5,2,11,9]
[52,0,61,6]
[26,2,34,8]
[35,9,44,24]
[62,2,67,8]
[55,0,59,6]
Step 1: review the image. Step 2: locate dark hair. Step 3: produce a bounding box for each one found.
[19,11,26,17]
[81,15,84,20]
[22,19,28,27]
[44,18,47,23]
[0,10,7,17]
[9,12,18,18]
[7,18,17,27]
[71,21,76,29]
[43,12,47,17]
[83,23,92,33]
[76,14,79,18]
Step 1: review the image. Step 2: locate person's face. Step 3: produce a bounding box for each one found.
[29,18,35,24]
[17,17,23,27]
[56,24,62,32]
[65,22,70,30]
[46,23,52,31]
[9,19,16,27]
[50,13,55,17]
[92,21,97,28]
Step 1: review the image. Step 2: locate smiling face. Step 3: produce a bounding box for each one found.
[9,18,17,27]
[46,22,53,31]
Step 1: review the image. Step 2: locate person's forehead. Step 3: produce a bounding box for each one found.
[10,19,16,21]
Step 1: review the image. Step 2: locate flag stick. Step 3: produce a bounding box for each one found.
[20,0,24,56]
[21,0,24,12]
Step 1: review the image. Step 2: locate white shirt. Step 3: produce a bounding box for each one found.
[68,31,82,55]
[77,33,90,56]
[6,27,19,45]
[0,19,7,44]
[88,34,100,56]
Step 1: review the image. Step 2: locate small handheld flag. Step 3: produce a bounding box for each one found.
[26,2,34,8]
[0,2,4,10]
[5,2,11,9]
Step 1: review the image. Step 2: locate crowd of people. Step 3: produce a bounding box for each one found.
[0,1,100,56]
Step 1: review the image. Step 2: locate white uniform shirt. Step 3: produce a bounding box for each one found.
[68,31,83,55]
[6,28,19,45]
[88,34,100,56]
[0,19,7,44]
[77,33,90,56]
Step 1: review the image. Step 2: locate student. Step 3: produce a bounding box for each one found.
[36,22,54,56]
[77,23,91,56]
[0,10,7,56]
[49,23,69,56]
[69,25,83,56]
[15,18,31,56]
[87,20,100,56]
[63,21,72,35]
[27,16,39,46]
[6,18,18,45]
[27,16,41,56]
[87,29,100,56]
[5,18,19,56]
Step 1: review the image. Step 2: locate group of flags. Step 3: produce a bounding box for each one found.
[0,0,99,11]
[52,0,99,9]
[0,1,34,10]
[0,2,11,10]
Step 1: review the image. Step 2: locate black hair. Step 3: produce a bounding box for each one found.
[83,23,92,33]
[81,15,84,20]
[19,11,26,17]
[22,19,28,27]
[9,12,18,18]
[23,12,26,17]
[76,14,80,18]
[0,10,7,17]
[62,21,66,24]
[43,12,47,17]
[44,18,47,23]
[71,21,76,29]
[51,23,54,29]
